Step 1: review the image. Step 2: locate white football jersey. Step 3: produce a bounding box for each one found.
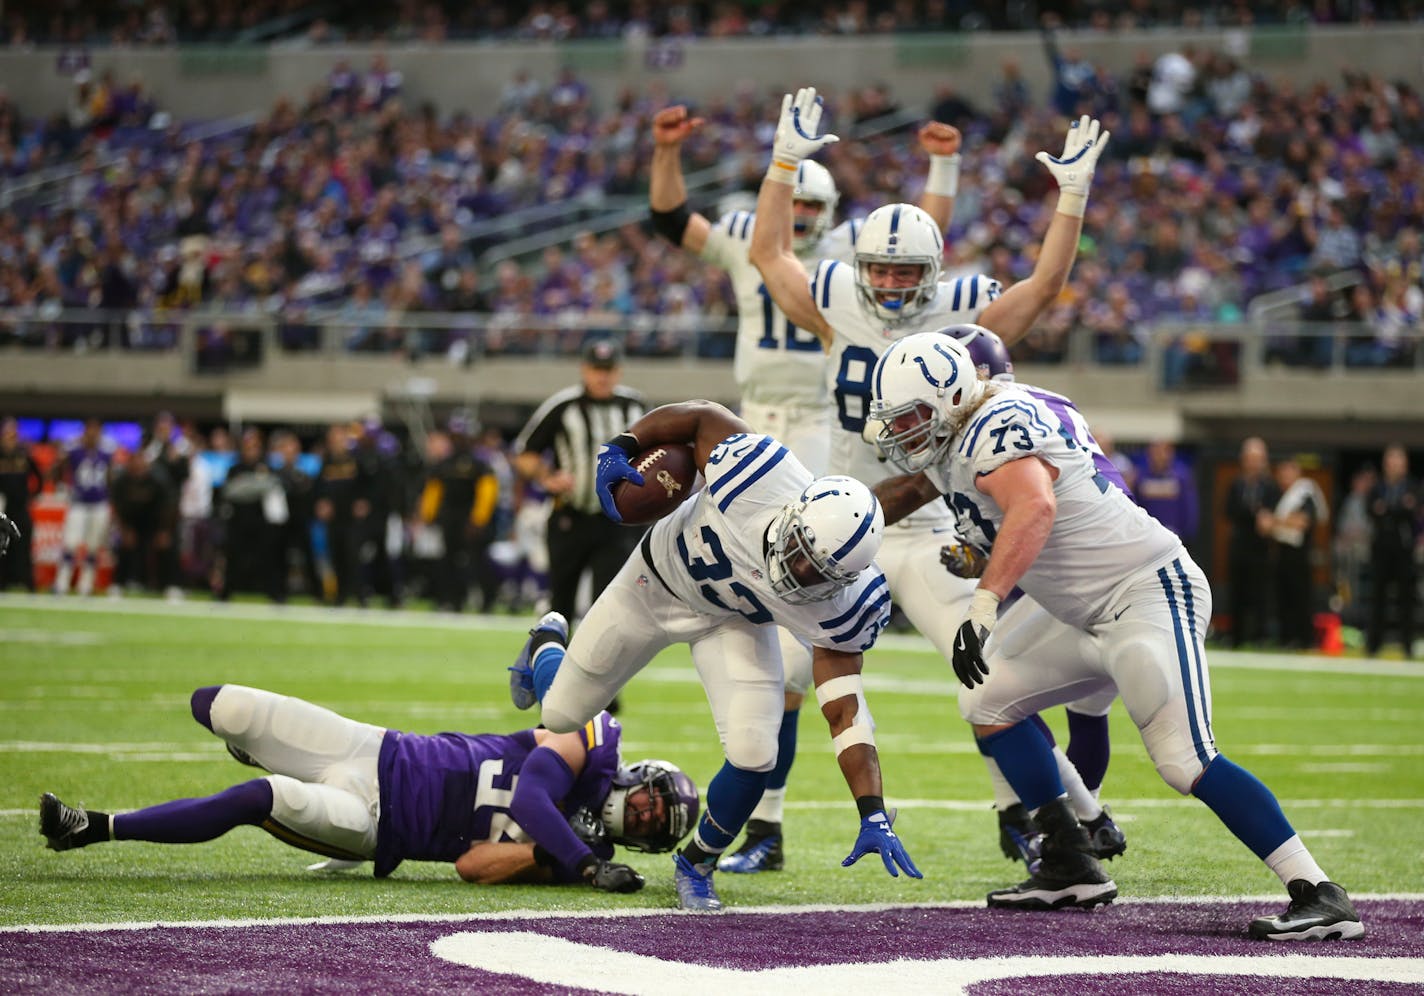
[926,386,1179,628]
[701,213,862,407]
[644,432,891,652]
[811,258,1002,524]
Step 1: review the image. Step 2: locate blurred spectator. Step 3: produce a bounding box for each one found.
[1267,457,1329,649]
[1366,444,1420,658]
[1224,436,1282,648]
[51,418,114,597]
[271,430,320,602]
[110,446,178,597]
[314,422,362,606]
[1134,440,1198,543]
[217,427,282,601]
[418,415,498,612]
[1333,464,1377,628]
[0,417,41,591]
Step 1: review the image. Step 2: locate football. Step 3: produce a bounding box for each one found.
[613,444,697,525]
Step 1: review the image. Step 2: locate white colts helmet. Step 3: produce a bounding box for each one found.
[853,203,944,324]
[767,475,884,604]
[791,159,840,253]
[868,332,984,473]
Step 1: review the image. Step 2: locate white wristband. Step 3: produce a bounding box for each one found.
[767,157,799,186]
[968,587,1002,631]
[925,153,960,197]
[1056,189,1088,218]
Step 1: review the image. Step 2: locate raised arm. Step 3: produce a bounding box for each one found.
[977,115,1109,345]
[747,88,837,346]
[649,105,713,254]
[915,121,962,233]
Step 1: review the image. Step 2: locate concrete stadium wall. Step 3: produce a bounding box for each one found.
[3,26,1422,121]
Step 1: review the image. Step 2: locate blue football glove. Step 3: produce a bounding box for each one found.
[842,810,922,879]
[595,441,645,523]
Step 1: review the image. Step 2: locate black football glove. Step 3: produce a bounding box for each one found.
[0,512,18,558]
[583,857,645,893]
[567,806,610,849]
[951,590,1001,689]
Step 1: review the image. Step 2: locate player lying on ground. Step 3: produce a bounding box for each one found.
[867,331,1363,940]
[508,399,918,912]
[40,684,697,891]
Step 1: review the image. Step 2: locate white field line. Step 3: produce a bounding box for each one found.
[2,893,1422,934]
[6,592,1424,679]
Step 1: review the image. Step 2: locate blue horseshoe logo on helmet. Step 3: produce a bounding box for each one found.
[911,342,961,389]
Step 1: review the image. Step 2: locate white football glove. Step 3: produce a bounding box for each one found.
[768,86,839,183]
[1034,114,1110,216]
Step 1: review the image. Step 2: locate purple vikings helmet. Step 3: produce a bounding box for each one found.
[602,759,699,853]
[941,323,1014,382]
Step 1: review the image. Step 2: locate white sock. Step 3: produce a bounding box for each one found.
[1054,746,1103,823]
[748,787,786,825]
[981,756,1023,810]
[1264,835,1327,888]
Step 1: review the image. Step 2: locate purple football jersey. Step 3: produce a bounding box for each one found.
[373,713,621,877]
[1025,387,1132,497]
[67,447,113,504]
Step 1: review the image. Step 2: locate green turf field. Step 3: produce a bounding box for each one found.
[3,596,1421,926]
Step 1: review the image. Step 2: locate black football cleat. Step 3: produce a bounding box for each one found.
[988,798,1115,910]
[40,793,95,851]
[226,742,264,768]
[1249,880,1365,941]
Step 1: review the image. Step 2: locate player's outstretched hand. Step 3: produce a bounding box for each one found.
[939,541,987,579]
[652,105,705,147]
[918,121,962,157]
[0,512,18,558]
[1034,114,1110,197]
[585,858,645,893]
[771,86,839,173]
[595,442,645,523]
[842,809,922,879]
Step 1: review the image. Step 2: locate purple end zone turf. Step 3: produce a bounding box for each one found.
[2,899,1419,995]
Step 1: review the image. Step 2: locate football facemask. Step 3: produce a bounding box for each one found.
[853,203,943,324]
[869,333,983,473]
[601,759,698,853]
[767,476,884,604]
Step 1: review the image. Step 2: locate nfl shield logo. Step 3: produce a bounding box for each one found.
[750,569,763,580]
[636,574,649,588]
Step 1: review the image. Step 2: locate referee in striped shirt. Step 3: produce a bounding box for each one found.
[513,338,646,626]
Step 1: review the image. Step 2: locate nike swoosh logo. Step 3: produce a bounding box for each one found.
[1113,605,1132,621]
[955,632,968,652]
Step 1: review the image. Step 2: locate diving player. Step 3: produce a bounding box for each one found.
[40,683,697,891]
[867,332,1363,940]
[648,103,963,873]
[748,88,1113,856]
[508,399,919,912]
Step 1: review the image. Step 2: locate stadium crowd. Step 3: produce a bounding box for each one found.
[6,1,1423,47]
[1,33,1421,367]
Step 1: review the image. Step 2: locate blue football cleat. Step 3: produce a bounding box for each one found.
[717,833,783,873]
[674,853,724,912]
[509,611,568,710]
